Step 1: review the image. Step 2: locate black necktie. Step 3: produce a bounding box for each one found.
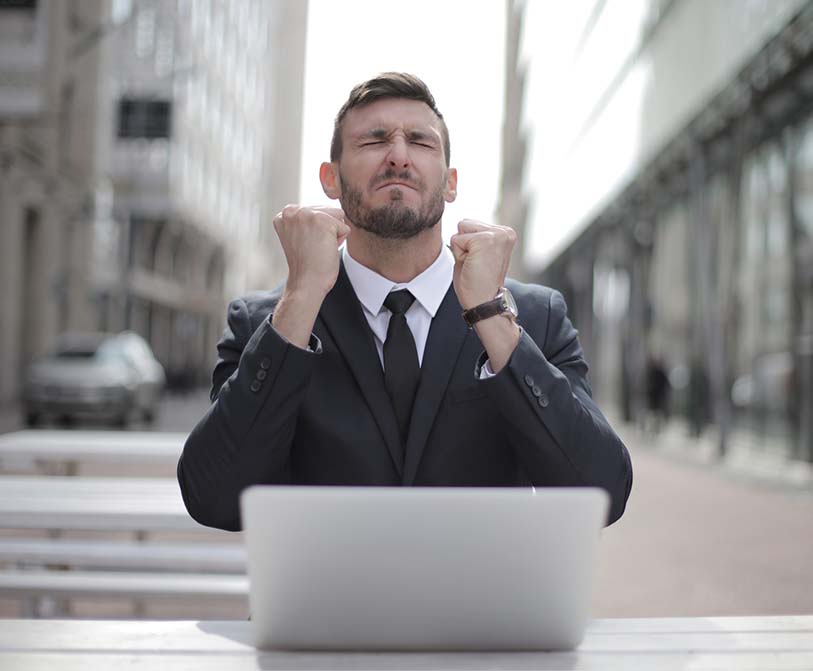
[383,290,420,445]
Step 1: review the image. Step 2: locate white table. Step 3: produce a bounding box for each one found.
[0,430,185,472]
[0,475,201,532]
[0,616,810,670]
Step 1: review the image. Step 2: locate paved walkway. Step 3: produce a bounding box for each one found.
[592,420,813,617]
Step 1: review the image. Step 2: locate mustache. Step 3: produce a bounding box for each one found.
[369,169,421,190]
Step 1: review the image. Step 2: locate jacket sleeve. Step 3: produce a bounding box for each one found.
[177,297,320,531]
[481,289,632,525]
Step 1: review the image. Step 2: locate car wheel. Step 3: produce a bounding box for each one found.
[25,412,41,427]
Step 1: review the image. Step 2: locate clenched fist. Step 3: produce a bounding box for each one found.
[271,205,350,349]
[450,220,517,310]
[273,205,351,299]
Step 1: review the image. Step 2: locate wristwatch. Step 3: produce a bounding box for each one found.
[462,287,518,327]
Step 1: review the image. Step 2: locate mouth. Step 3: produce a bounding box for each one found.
[376,181,416,191]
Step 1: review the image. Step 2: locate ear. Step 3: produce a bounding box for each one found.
[320,162,341,200]
[443,167,458,203]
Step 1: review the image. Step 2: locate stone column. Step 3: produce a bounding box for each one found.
[0,140,23,404]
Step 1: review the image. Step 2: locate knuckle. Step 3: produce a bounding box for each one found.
[281,204,299,219]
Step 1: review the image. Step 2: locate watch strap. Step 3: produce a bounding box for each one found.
[462,292,510,327]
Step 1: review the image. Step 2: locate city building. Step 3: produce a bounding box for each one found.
[0,0,109,407]
[0,0,308,407]
[503,0,813,463]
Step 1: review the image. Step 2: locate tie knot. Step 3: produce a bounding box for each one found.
[384,289,415,316]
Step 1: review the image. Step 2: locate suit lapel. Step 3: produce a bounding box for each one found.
[318,262,404,476]
[403,284,471,485]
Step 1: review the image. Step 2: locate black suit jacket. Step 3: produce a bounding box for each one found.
[178,264,632,531]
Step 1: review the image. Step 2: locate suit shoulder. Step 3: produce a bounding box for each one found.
[504,279,573,347]
[505,279,562,314]
[227,283,286,329]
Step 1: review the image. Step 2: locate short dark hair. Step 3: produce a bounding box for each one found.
[330,72,450,166]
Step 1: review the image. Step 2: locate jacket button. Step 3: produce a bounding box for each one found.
[256,370,267,381]
[524,374,534,387]
[260,357,271,370]
[250,380,262,393]
[532,385,542,398]
[538,394,549,408]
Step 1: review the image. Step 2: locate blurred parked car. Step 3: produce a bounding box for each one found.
[24,331,166,427]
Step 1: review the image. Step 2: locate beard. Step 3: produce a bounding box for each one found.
[339,168,446,240]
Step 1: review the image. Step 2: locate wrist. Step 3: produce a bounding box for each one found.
[271,288,324,349]
[459,287,501,312]
[473,317,520,342]
[461,287,518,327]
[282,284,329,311]
[473,319,521,374]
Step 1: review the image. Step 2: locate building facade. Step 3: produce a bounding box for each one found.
[0,0,308,405]
[0,0,109,406]
[504,0,813,463]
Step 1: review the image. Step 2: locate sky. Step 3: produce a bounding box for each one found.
[298,0,506,245]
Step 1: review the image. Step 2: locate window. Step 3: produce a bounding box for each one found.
[135,7,156,58]
[117,98,172,139]
[0,1,37,9]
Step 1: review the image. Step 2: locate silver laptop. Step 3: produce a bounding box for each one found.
[240,486,608,651]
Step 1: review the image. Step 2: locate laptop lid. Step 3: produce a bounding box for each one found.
[240,486,608,651]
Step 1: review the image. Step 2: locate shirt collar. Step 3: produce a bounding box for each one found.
[342,244,454,318]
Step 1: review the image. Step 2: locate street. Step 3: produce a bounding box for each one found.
[1,389,811,618]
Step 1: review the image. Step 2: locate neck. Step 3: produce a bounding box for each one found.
[346,226,442,283]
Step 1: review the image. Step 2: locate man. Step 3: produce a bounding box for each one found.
[178,73,632,532]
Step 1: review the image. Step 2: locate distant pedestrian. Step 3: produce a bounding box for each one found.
[689,359,710,437]
[646,355,671,433]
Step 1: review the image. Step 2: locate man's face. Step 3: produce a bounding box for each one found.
[328,98,456,239]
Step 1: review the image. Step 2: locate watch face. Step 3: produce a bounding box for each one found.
[502,288,519,317]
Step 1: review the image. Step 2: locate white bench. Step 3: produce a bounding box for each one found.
[0,475,206,532]
[0,538,246,573]
[0,570,248,601]
[0,538,248,617]
[0,474,246,616]
[0,430,185,474]
[0,570,248,617]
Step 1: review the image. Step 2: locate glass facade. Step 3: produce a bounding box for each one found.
[545,114,813,464]
[794,121,813,462]
[732,144,795,455]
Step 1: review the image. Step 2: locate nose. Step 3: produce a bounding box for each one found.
[386,137,410,169]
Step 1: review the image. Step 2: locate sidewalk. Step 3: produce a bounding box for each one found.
[592,417,813,618]
[625,415,813,490]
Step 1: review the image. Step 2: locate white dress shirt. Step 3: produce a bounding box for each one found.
[342,245,453,368]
